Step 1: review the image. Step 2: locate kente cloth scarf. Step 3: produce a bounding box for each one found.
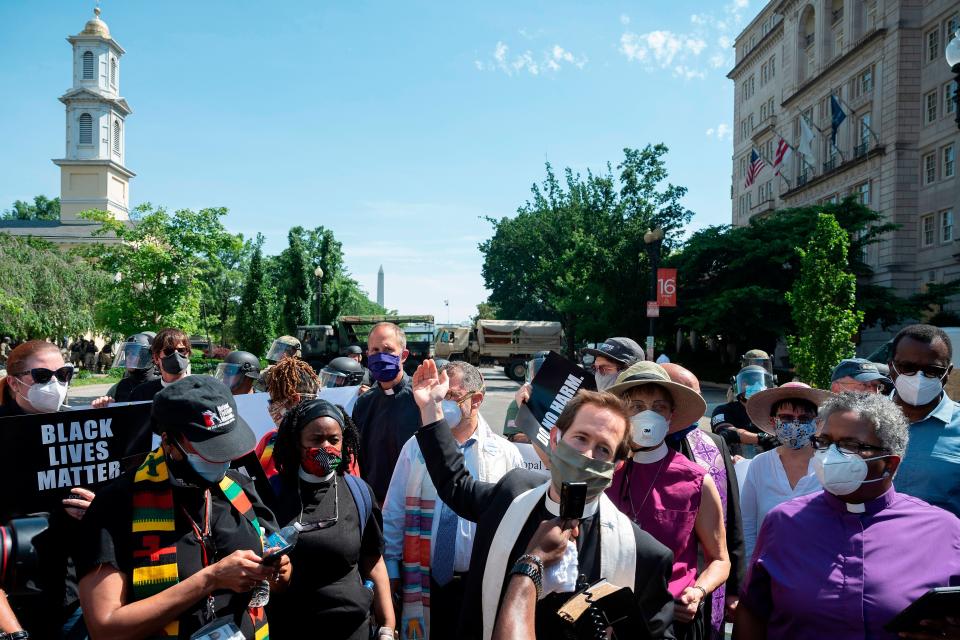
[686,429,728,640]
[256,430,361,498]
[131,447,270,640]
[400,448,434,640]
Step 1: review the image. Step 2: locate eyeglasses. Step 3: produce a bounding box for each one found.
[810,435,891,456]
[775,413,816,423]
[444,391,474,404]
[591,364,620,376]
[891,361,949,379]
[296,476,339,532]
[833,381,883,393]
[161,346,191,357]
[626,399,672,415]
[13,366,75,385]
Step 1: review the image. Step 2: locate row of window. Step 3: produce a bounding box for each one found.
[920,209,955,247]
[925,14,960,64]
[760,54,776,86]
[922,145,956,185]
[80,50,118,87]
[851,65,874,99]
[77,113,122,157]
[924,81,959,126]
[736,179,872,221]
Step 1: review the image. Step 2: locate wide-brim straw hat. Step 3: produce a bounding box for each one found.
[745,382,833,434]
[606,361,708,431]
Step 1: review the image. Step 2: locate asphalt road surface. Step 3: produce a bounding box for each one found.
[478,365,521,435]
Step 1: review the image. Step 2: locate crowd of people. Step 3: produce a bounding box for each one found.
[0,321,959,639]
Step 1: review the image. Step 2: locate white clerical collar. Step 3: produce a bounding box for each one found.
[544,489,599,519]
[845,501,866,513]
[299,466,335,484]
[632,442,669,463]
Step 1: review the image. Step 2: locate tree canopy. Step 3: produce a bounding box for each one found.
[1,196,60,221]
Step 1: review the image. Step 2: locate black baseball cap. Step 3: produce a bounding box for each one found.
[831,358,890,384]
[583,337,646,367]
[152,376,256,463]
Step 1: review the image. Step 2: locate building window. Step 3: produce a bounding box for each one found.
[856,67,873,96]
[79,113,93,144]
[927,28,940,62]
[946,81,958,115]
[865,0,877,29]
[924,153,937,184]
[859,113,872,148]
[112,120,121,156]
[82,51,94,79]
[110,58,117,86]
[942,209,954,243]
[945,145,956,179]
[922,214,935,247]
[854,181,871,206]
[761,102,767,120]
[947,15,960,42]
[925,91,938,124]
[770,54,776,78]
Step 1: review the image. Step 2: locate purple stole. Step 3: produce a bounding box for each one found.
[686,429,728,639]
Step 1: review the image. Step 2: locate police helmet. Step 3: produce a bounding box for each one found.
[215,351,261,391]
[741,349,773,374]
[112,332,155,370]
[345,344,363,356]
[320,356,365,388]
[735,364,775,400]
[265,336,302,364]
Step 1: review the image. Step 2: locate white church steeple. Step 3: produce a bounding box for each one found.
[52,7,135,222]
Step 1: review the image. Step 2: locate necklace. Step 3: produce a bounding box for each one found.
[622,456,667,520]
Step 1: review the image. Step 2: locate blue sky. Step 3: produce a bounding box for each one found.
[1,0,751,324]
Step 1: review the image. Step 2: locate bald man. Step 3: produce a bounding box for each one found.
[662,363,746,633]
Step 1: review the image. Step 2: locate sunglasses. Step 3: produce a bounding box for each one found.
[161,347,191,357]
[14,366,75,385]
[810,435,890,456]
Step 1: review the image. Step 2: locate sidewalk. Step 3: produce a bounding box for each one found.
[68,382,114,406]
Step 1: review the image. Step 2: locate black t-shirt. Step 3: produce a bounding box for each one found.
[129,378,165,402]
[267,474,383,640]
[75,470,278,640]
[108,371,158,403]
[351,374,422,504]
[710,400,755,433]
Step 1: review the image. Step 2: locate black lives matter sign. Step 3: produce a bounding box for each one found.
[0,402,153,513]
[514,351,596,453]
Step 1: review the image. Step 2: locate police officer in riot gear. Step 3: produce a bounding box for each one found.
[711,350,778,457]
[105,332,158,402]
[319,356,365,388]
[214,350,261,395]
[265,335,302,365]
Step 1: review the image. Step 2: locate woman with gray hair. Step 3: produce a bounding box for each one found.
[735,393,960,640]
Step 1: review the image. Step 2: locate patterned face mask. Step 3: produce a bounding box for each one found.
[774,419,817,449]
[268,393,317,427]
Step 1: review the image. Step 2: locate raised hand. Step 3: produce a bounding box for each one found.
[411,359,449,409]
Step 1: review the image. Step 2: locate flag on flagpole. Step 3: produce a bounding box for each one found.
[772,137,792,176]
[744,149,764,187]
[830,95,846,146]
[798,116,815,160]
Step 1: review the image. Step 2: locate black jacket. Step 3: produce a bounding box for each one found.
[416,419,676,639]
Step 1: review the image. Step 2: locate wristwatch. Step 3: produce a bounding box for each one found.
[0,631,30,640]
[510,559,543,600]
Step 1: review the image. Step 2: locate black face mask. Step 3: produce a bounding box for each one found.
[161,352,190,375]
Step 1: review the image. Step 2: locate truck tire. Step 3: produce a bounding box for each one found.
[506,360,527,382]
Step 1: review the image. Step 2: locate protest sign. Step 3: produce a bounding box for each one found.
[514,442,549,477]
[0,402,153,514]
[514,351,596,453]
[233,392,275,442]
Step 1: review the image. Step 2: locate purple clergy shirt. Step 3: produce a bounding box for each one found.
[740,488,960,640]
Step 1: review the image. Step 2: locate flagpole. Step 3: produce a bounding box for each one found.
[835,92,881,146]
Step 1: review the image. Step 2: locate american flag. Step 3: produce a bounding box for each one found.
[772,137,792,176]
[744,149,764,187]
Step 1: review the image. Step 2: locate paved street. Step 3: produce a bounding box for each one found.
[478,365,521,434]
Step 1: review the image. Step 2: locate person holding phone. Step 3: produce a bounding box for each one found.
[266,398,395,640]
[605,362,729,640]
[734,392,960,640]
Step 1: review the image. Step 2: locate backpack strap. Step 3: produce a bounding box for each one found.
[344,473,373,537]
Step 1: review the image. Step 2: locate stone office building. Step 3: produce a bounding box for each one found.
[729,0,959,352]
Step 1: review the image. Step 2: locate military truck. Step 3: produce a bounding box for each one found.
[296,315,436,374]
[435,319,564,381]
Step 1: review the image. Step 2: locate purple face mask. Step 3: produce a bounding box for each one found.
[367,352,402,383]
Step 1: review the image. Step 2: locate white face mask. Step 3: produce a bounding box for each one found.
[893,365,945,406]
[595,372,618,392]
[630,410,670,448]
[19,378,68,413]
[441,399,464,426]
[812,445,890,496]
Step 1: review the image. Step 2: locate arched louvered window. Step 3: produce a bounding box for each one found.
[79,113,93,144]
[82,51,94,79]
[110,58,117,86]
[113,120,121,156]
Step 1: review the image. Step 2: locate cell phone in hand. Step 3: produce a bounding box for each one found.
[560,481,587,520]
[261,530,295,564]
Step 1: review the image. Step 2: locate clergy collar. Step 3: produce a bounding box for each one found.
[545,489,600,519]
[380,373,408,396]
[822,485,896,515]
[632,442,669,464]
[299,466,335,484]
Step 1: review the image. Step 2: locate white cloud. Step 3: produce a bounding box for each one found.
[705,123,732,140]
[475,40,587,76]
[621,0,748,78]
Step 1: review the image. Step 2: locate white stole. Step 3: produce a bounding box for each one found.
[480,480,637,640]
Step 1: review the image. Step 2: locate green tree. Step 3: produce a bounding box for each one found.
[785,214,864,388]
[473,301,499,321]
[236,236,276,356]
[0,233,109,339]
[1,195,60,221]
[80,205,242,335]
[278,231,313,334]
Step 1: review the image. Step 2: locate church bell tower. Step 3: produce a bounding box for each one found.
[52,7,135,222]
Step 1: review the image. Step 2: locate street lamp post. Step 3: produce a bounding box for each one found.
[314,266,324,324]
[643,227,665,360]
[947,30,960,130]
[444,299,450,325]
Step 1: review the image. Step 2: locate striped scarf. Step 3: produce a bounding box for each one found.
[131,447,270,640]
[400,450,435,640]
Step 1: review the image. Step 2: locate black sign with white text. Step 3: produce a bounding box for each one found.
[514,351,596,453]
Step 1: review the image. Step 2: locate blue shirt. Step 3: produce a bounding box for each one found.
[895,392,960,517]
